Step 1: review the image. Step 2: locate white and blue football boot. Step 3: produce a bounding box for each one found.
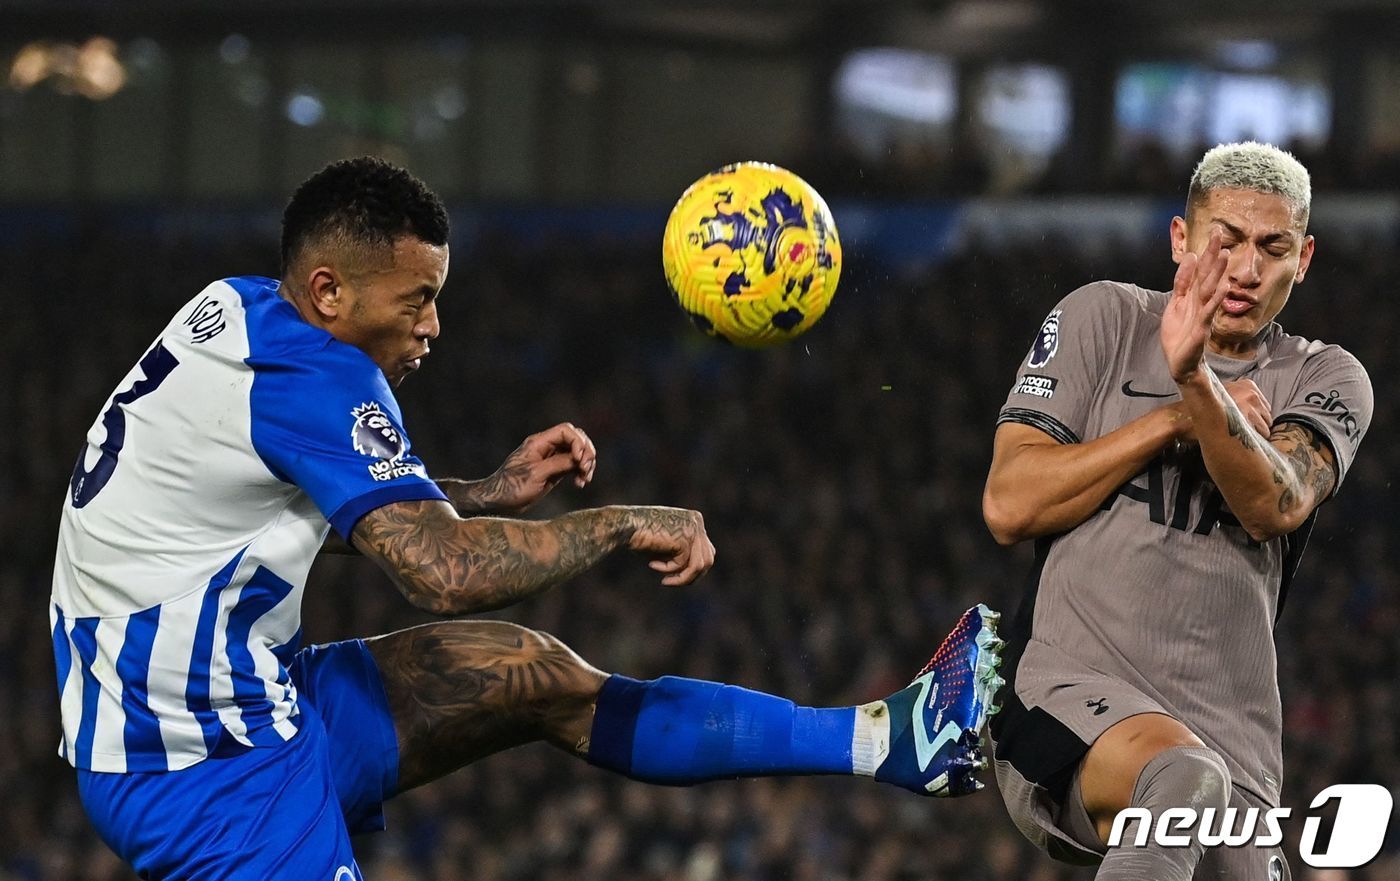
[868,604,1004,797]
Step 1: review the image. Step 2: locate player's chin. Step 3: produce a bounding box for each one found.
[388,362,423,386]
[1211,311,1260,338]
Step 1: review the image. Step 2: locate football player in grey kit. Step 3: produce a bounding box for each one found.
[983,141,1373,880]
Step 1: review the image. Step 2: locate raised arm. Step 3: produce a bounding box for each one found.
[983,410,1183,546]
[984,380,1273,545]
[1175,373,1335,540]
[350,499,714,615]
[983,282,1166,546]
[322,422,598,557]
[441,422,598,516]
[1163,233,1340,541]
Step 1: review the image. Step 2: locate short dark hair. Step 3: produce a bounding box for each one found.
[280,156,450,276]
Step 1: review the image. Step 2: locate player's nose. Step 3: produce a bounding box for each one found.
[415,301,440,340]
[1229,248,1262,287]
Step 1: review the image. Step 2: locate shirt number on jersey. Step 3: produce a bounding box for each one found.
[69,339,181,508]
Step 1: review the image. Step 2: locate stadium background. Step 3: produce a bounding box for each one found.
[3,1,1399,878]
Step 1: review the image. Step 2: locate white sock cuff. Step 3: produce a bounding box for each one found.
[852,701,891,777]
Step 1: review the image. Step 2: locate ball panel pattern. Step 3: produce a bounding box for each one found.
[663,162,841,347]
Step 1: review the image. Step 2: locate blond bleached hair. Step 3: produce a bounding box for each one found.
[1187,141,1312,228]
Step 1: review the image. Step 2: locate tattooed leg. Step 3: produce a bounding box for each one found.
[365,621,864,796]
[366,620,606,794]
[367,619,996,799]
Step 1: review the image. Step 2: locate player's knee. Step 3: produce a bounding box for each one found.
[408,620,604,705]
[516,624,575,663]
[509,625,605,706]
[1183,747,1231,810]
[1083,713,1206,820]
[1132,745,1232,812]
[501,626,607,745]
[1087,734,1231,844]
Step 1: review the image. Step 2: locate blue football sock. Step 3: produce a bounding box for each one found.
[586,675,864,784]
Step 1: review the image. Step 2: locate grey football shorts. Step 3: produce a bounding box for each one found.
[989,638,1291,879]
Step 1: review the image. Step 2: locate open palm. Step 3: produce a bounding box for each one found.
[1161,231,1229,382]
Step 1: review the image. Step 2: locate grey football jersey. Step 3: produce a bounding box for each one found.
[997,280,1373,805]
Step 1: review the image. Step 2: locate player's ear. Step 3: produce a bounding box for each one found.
[1169,215,1188,265]
[1295,235,1315,285]
[305,266,342,320]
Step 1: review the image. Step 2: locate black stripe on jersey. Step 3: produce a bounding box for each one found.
[1268,415,1334,627]
[989,534,1090,805]
[998,409,1081,446]
[1276,508,1317,628]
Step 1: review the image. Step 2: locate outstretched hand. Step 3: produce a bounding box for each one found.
[625,506,716,586]
[483,423,597,514]
[1161,230,1229,383]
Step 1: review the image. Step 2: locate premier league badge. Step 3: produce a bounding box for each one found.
[351,402,406,461]
[351,402,423,481]
[1028,309,1062,368]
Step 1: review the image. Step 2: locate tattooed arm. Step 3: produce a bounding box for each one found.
[983,380,1272,545]
[1175,369,1336,541]
[1161,230,1335,540]
[324,423,596,557]
[441,423,598,517]
[436,477,514,517]
[438,421,596,516]
[351,500,714,615]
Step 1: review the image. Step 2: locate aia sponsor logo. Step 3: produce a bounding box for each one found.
[1304,389,1360,443]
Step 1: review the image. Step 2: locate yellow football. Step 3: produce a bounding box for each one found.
[662,162,841,347]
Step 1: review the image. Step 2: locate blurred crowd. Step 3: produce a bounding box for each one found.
[0,207,1396,880]
[805,136,1400,199]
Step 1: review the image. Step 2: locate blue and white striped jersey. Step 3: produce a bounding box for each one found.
[51,276,446,773]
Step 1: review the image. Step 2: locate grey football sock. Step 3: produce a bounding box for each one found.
[1095,746,1231,881]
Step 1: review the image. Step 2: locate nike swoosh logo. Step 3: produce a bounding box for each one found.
[1121,381,1175,398]
[912,672,964,772]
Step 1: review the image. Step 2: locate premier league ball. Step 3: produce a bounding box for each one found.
[662,162,841,347]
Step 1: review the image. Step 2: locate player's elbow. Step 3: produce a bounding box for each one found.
[1243,522,1288,544]
[398,580,460,616]
[982,486,1033,546]
[984,515,1025,547]
[1235,497,1306,543]
[393,573,487,617]
[1240,508,1307,544]
[1238,520,1274,543]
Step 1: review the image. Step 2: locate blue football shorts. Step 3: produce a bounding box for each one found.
[77,638,400,881]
